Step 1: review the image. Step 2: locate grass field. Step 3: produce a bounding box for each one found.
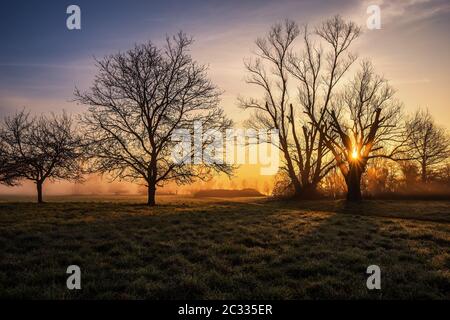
[0,195,449,299]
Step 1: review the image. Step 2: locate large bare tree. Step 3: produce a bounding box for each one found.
[75,33,232,206]
[405,109,450,183]
[240,16,360,197]
[320,61,405,201]
[240,20,303,195]
[0,110,83,203]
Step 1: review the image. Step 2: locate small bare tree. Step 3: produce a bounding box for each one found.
[0,110,83,203]
[320,61,405,201]
[405,109,450,183]
[75,33,232,206]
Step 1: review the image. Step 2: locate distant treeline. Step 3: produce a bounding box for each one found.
[194,189,264,198]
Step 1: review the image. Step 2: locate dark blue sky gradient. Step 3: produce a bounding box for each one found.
[0,0,292,64]
[0,0,358,111]
[0,0,449,125]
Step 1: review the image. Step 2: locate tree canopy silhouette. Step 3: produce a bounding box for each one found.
[75,33,233,206]
[319,61,405,201]
[0,110,83,203]
[405,109,450,183]
[241,16,360,198]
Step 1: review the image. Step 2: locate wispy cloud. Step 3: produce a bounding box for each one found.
[355,0,450,25]
[0,63,93,70]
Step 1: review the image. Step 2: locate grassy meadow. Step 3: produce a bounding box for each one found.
[0,195,449,299]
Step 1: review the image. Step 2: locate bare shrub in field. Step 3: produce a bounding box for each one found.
[320,167,346,199]
[271,172,295,198]
[362,158,399,195]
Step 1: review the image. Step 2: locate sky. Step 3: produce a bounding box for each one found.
[0,0,449,195]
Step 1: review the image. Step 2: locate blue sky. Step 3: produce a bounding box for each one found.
[0,0,449,126]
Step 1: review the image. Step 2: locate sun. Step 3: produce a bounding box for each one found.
[351,147,359,160]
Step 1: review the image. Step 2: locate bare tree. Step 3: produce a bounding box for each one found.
[320,61,405,201]
[75,33,233,206]
[240,16,360,198]
[405,109,450,183]
[437,162,450,185]
[0,110,83,203]
[398,160,420,189]
[0,138,20,186]
[363,157,398,195]
[240,20,301,194]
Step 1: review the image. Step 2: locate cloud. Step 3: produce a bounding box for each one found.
[356,0,450,25]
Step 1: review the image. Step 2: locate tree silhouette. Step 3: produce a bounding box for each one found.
[0,110,83,203]
[405,109,450,183]
[0,147,20,186]
[319,61,405,201]
[240,16,360,198]
[75,33,233,206]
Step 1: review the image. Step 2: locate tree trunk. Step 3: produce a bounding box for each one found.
[36,181,43,204]
[282,148,302,196]
[292,180,302,197]
[277,136,302,197]
[297,183,319,199]
[147,184,156,206]
[346,163,363,202]
[421,161,427,183]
